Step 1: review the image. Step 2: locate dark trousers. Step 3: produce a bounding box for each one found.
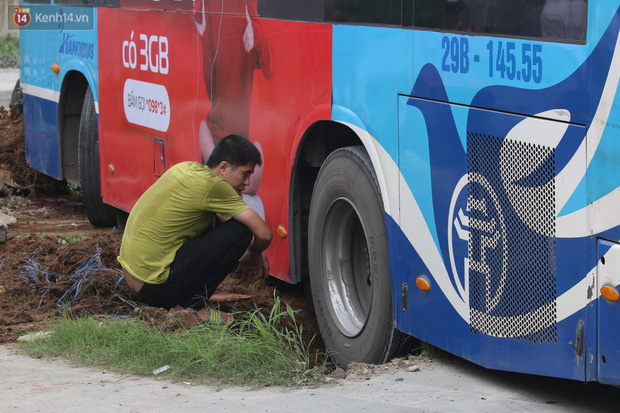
[133,219,252,310]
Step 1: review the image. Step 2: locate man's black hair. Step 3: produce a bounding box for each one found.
[206,135,262,169]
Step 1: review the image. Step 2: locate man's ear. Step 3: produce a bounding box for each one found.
[219,161,231,174]
[212,161,231,179]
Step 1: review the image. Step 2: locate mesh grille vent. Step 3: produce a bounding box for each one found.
[468,133,557,343]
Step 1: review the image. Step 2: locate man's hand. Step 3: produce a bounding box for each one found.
[238,250,269,284]
[232,209,272,284]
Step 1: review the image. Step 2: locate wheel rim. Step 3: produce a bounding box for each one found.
[321,197,372,337]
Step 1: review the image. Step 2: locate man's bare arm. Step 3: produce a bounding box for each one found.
[233,208,272,282]
[233,208,272,252]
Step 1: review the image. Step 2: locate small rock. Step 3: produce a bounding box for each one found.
[408,365,420,372]
[17,331,52,342]
[153,365,171,375]
[332,368,347,379]
[0,212,17,226]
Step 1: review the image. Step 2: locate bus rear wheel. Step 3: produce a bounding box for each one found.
[308,146,406,367]
[78,86,116,227]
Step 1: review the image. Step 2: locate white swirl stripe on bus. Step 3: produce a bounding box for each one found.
[20,83,60,103]
[500,110,568,234]
[556,28,620,238]
[557,187,620,238]
[20,82,100,114]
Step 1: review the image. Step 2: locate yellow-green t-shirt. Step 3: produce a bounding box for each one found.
[117,161,249,284]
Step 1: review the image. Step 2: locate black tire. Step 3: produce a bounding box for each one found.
[309,146,407,367]
[78,86,116,227]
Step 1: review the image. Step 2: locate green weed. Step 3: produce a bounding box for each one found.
[0,34,19,68]
[18,296,327,387]
[55,235,87,244]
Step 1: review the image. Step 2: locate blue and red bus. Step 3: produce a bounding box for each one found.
[17,0,620,384]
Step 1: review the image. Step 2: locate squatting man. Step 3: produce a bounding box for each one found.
[118,135,272,322]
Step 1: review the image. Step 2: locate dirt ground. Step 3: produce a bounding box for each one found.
[0,106,323,361]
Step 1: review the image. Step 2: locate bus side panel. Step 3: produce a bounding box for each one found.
[249,19,332,281]
[20,28,62,179]
[388,4,620,383]
[98,6,331,281]
[23,95,60,179]
[396,97,592,381]
[597,240,620,384]
[97,8,200,210]
[20,14,99,180]
[331,25,414,162]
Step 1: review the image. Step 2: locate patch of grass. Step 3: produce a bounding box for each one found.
[68,183,82,198]
[0,34,19,68]
[18,296,327,387]
[54,234,87,244]
[419,341,445,360]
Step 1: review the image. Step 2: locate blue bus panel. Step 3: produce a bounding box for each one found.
[19,6,99,180]
[332,2,620,383]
